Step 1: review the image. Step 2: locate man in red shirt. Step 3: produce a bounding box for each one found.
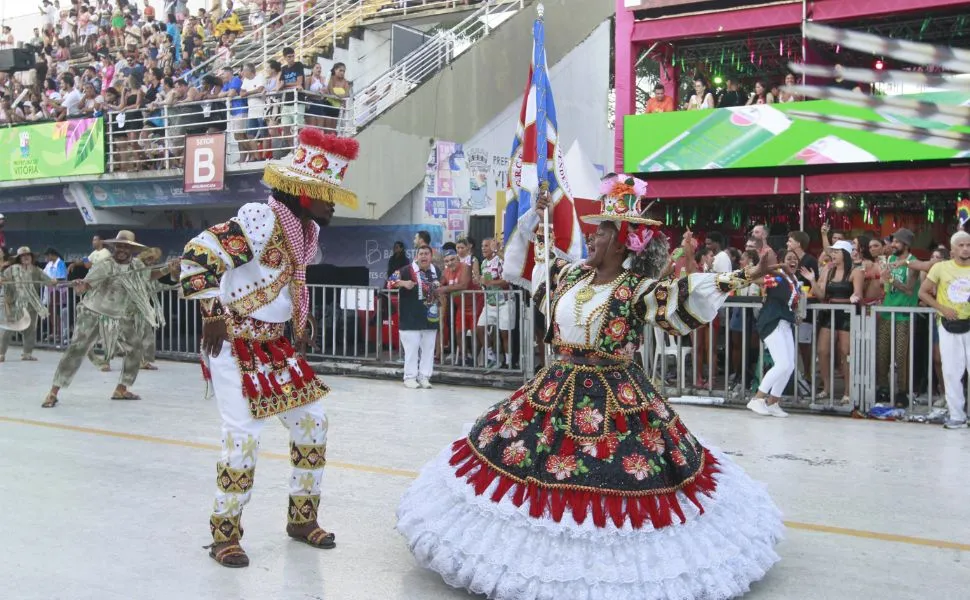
[644,84,674,113]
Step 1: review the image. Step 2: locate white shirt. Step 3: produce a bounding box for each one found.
[61,88,83,117]
[712,250,733,274]
[554,279,615,346]
[241,73,266,118]
[88,248,112,264]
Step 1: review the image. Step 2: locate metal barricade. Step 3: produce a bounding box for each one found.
[24,283,532,383]
[15,279,960,412]
[645,300,862,413]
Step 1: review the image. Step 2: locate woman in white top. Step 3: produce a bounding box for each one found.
[303,63,328,129]
[397,177,782,600]
[686,77,714,110]
[776,73,799,103]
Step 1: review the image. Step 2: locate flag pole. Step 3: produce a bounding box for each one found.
[541,180,551,326]
[536,2,552,364]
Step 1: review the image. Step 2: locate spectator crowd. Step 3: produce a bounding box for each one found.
[659,220,963,419]
[0,1,355,171]
[643,65,864,114]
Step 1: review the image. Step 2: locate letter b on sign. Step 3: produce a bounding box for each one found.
[184,133,226,192]
[194,148,215,182]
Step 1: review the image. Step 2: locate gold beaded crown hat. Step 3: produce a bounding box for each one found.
[263,128,360,209]
[580,173,661,226]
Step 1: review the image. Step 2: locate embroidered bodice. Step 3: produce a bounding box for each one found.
[181,201,317,325]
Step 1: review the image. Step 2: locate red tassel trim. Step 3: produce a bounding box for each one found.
[267,340,286,367]
[596,438,610,459]
[542,411,553,431]
[278,336,297,358]
[256,372,272,397]
[200,356,211,381]
[449,439,721,530]
[297,357,316,383]
[269,373,284,396]
[241,374,259,400]
[234,338,252,364]
[521,402,535,422]
[289,366,306,389]
[615,412,629,434]
[253,342,271,365]
[558,437,575,456]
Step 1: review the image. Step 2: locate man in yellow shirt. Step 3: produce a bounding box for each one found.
[919,230,970,429]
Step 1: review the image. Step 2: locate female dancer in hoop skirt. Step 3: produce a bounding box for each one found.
[397,176,784,600]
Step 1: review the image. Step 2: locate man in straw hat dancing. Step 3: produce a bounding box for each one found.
[179,128,358,568]
[1,246,56,362]
[41,231,179,407]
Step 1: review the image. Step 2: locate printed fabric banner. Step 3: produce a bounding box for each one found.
[0,118,105,182]
[624,91,970,174]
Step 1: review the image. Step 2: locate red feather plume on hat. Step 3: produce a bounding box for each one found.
[298,128,360,160]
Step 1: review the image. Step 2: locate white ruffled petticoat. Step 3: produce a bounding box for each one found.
[397,442,783,600]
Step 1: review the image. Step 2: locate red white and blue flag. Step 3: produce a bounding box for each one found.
[502,8,584,289]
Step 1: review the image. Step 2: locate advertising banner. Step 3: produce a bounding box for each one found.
[0,185,72,213]
[322,225,445,285]
[78,173,267,209]
[0,118,105,182]
[184,133,226,192]
[624,92,970,174]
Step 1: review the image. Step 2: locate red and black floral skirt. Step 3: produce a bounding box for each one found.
[451,357,719,530]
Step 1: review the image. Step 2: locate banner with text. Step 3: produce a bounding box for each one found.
[184,133,226,192]
[322,225,445,284]
[624,92,970,174]
[0,118,104,182]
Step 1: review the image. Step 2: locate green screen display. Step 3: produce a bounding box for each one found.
[623,92,970,173]
[1,118,105,182]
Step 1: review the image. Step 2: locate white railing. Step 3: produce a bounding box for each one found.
[102,90,354,173]
[371,0,493,18]
[186,0,382,83]
[352,0,525,128]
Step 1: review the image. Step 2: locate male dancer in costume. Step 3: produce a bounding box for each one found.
[180,129,359,568]
[42,231,177,407]
[0,247,54,362]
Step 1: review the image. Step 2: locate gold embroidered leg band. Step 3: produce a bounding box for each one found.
[210,514,244,543]
[290,442,327,470]
[287,495,320,525]
[216,462,256,493]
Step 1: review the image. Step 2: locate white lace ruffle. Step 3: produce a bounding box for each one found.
[397,443,784,600]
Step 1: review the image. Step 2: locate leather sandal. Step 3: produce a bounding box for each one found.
[41,393,58,408]
[111,389,141,400]
[287,525,336,549]
[205,541,250,568]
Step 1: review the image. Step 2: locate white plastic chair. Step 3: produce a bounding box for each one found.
[651,328,692,386]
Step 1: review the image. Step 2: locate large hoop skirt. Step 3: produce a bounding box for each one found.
[397,362,784,600]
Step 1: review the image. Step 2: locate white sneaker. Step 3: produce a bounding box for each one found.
[765,402,789,418]
[746,397,772,416]
[404,379,420,389]
[418,378,432,389]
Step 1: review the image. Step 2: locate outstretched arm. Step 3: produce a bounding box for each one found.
[180,219,255,356]
[636,266,767,336]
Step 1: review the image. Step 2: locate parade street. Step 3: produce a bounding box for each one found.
[0,353,968,600]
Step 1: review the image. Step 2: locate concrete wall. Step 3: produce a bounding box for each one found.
[340,0,616,221]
